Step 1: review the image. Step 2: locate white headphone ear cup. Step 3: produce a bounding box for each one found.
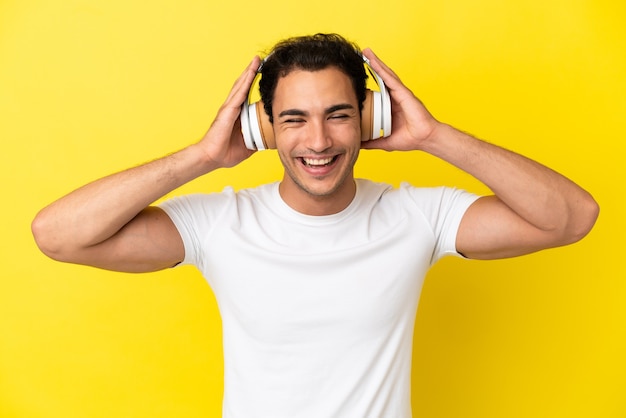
[371,90,382,139]
[362,55,392,139]
[241,102,256,150]
[248,102,266,150]
[379,83,392,137]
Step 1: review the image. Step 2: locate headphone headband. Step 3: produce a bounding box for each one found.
[241,54,391,150]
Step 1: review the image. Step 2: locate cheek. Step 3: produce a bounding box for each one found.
[273,131,299,152]
[329,121,361,140]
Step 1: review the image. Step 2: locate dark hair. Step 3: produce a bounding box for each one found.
[258,33,368,123]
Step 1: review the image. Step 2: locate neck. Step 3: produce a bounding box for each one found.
[278,177,357,216]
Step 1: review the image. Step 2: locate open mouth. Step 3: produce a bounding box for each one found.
[300,156,337,167]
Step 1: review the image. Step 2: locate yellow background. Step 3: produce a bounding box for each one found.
[1,0,624,416]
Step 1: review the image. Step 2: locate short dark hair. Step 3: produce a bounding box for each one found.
[258,33,368,123]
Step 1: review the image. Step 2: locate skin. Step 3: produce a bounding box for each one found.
[272,68,362,215]
[31,49,599,273]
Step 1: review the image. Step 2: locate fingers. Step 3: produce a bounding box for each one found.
[207,56,260,139]
[362,48,402,88]
[361,48,440,150]
[224,55,262,107]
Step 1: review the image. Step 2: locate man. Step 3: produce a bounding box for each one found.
[32,34,598,417]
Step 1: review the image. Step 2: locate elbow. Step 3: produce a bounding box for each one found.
[31,209,66,261]
[563,192,600,244]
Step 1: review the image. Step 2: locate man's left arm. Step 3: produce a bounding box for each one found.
[424,124,598,259]
[362,48,599,260]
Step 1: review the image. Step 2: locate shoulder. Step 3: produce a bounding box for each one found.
[159,186,236,216]
[396,182,479,208]
[357,179,475,206]
[357,179,479,223]
[158,183,282,225]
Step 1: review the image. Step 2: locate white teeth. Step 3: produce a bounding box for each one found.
[303,157,333,166]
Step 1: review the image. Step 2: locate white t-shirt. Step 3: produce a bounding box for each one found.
[160,179,478,418]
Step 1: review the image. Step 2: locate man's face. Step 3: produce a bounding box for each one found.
[272,66,361,215]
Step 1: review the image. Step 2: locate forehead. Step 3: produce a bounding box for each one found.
[272,67,357,111]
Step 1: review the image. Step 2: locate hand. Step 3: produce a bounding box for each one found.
[196,56,262,169]
[360,48,441,151]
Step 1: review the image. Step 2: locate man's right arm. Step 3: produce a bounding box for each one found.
[32,56,261,273]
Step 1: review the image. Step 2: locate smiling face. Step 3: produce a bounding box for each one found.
[272,66,362,215]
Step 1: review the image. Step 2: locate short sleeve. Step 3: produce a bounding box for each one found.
[158,187,236,269]
[400,183,480,263]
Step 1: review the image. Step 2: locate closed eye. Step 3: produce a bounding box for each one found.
[284,118,305,124]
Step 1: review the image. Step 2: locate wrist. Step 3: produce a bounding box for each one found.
[414,120,447,152]
[176,143,222,178]
[418,122,490,172]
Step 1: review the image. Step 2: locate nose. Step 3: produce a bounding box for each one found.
[304,119,332,152]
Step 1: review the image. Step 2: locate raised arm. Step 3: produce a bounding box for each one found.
[32,56,261,272]
[362,48,599,259]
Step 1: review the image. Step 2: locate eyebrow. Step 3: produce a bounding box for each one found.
[278,103,356,119]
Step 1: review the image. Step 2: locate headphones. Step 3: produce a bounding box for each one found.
[240,55,392,151]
